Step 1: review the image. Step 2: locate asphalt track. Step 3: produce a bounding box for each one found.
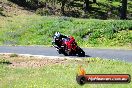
[0,46,132,62]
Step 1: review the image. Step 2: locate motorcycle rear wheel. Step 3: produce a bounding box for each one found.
[77,47,85,57]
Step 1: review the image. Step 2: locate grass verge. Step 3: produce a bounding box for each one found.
[0,54,132,88]
[0,15,132,49]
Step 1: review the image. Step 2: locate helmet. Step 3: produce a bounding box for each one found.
[54,32,61,38]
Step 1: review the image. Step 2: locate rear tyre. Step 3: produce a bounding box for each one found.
[77,47,85,57]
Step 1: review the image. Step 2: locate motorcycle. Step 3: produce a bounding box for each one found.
[52,36,85,57]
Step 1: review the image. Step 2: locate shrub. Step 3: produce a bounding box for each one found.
[36,8,53,16]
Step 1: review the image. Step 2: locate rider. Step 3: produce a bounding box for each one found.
[55,32,68,39]
[52,32,68,49]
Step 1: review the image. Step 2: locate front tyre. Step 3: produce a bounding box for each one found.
[57,48,68,56]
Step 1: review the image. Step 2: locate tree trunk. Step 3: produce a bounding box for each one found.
[120,0,127,19]
[93,0,96,3]
[61,0,66,14]
[84,0,89,12]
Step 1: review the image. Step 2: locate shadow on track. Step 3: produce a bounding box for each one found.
[85,55,91,57]
[65,54,91,58]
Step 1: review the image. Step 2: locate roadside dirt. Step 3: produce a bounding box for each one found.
[0,52,88,69]
[0,54,69,68]
[0,0,33,17]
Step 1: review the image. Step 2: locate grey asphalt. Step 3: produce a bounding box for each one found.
[0,46,132,62]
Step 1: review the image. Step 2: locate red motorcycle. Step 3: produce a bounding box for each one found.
[52,36,85,57]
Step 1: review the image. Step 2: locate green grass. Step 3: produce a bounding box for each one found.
[0,15,132,48]
[0,57,132,88]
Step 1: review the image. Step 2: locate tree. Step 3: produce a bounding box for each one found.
[61,0,67,14]
[84,0,89,12]
[120,0,127,19]
[59,0,72,14]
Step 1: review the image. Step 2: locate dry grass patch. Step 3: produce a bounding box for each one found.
[0,54,69,68]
